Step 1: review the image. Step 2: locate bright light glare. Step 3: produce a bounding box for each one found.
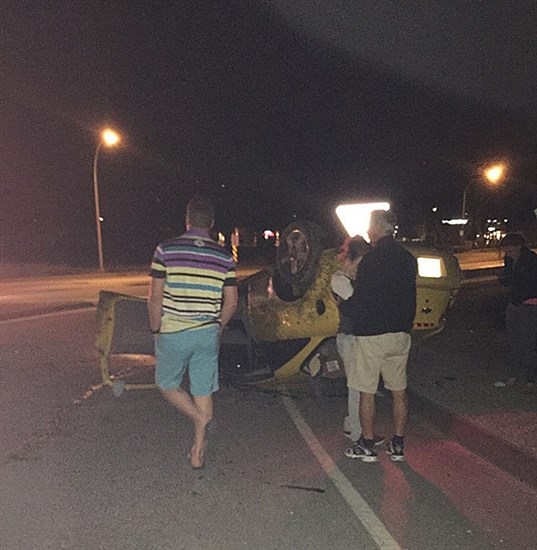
[417,257,443,278]
[335,202,390,240]
[441,219,468,226]
[483,163,506,185]
[101,128,120,147]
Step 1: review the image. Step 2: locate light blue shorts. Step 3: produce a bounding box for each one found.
[155,325,220,396]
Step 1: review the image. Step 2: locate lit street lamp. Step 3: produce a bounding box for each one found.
[93,128,121,272]
[460,161,507,240]
[483,163,507,185]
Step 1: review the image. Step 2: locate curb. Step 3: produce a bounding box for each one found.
[408,387,537,489]
[461,267,499,285]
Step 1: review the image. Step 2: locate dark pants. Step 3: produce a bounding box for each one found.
[506,303,537,383]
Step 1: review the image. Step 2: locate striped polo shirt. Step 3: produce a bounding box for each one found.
[150,228,237,333]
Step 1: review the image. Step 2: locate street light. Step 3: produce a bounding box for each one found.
[460,161,508,240]
[93,128,121,272]
[483,163,507,185]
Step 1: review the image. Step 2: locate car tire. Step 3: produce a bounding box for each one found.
[274,221,323,301]
[271,271,300,302]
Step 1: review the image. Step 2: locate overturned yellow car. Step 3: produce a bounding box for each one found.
[95,203,461,391]
[230,215,461,384]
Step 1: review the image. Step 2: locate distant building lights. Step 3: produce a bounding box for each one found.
[432,206,438,212]
[441,219,468,226]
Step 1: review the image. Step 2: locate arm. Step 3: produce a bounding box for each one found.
[339,256,370,318]
[219,285,238,330]
[331,271,354,302]
[147,276,165,333]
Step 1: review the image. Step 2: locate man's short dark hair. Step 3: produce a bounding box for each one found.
[186,195,215,229]
[346,236,371,261]
[500,232,526,248]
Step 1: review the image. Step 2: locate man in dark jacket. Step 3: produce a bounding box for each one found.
[341,210,417,462]
[498,233,537,393]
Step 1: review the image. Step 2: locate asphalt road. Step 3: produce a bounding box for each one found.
[0,267,264,320]
[1,282,537,549]
[0,248,506,320]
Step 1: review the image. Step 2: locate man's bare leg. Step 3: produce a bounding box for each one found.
[190,395,212,467]
[391,389,408,437]
[160,388,211,467]
[359,391,376,440]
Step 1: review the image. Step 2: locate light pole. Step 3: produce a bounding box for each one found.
[93,128,120,272]
[459,161,507,241]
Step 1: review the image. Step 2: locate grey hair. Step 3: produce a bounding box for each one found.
[370,209,396,235]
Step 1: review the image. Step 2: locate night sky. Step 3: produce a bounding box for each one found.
[2,1,537,266]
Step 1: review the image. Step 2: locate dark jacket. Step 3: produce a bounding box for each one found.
[498,246,537,305]
[340,236,417,336]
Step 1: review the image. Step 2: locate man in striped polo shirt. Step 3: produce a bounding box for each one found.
[148,196,238,469]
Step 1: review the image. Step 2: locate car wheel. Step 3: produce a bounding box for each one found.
[274,221,323,301]
[271,271,300,302]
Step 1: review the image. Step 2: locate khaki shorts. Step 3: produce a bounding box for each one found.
[347,332,411,394]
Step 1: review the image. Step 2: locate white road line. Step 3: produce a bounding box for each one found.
[280,392,401,550]
[0,307,96,325]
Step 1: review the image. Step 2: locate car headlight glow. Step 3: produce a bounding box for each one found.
[335,202,391,241]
